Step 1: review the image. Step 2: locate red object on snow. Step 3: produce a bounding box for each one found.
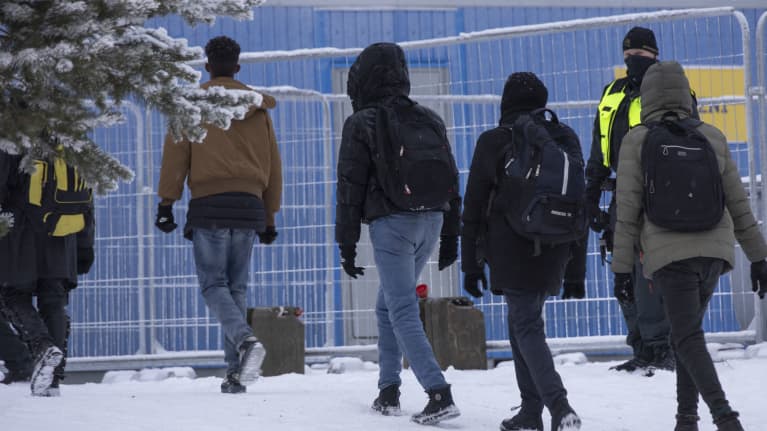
[416,284,428,299]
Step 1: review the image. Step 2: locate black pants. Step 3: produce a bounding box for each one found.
[504,289,567,416]
[0,279,68,366]
[0,311,32,380]
[653,257,731,418]
[619,255,671,358]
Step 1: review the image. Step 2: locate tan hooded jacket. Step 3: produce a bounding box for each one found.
[158,77,282,226]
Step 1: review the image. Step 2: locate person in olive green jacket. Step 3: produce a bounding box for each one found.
[612,61,767,431]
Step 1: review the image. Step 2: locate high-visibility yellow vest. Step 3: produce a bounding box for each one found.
[597,80,642,168]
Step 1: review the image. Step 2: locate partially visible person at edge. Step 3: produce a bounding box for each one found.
[573,26,699,373]
[613,60,767,431]
[0,150,94,396]
[155,36,282,394]
[335,42,462,426]
[461,72,582,431]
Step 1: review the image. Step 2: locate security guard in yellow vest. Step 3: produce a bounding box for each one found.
[573,27,698,374]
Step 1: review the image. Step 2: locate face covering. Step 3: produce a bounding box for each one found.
[625,55,657,88]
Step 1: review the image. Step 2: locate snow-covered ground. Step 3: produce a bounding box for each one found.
[2,350,767,431]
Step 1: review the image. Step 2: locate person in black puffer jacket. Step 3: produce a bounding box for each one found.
[461,72,582,431]
[335,42,461,426]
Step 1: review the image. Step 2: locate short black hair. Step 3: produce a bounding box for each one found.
[205,36,240,77]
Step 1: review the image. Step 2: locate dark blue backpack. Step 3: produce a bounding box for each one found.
[490,109,587,255]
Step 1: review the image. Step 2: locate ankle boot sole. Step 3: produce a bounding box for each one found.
[556,413,582,431]
[372,404,402,416]
[411,404,460,425]
[239,343,266,385]
[31,347,63,396]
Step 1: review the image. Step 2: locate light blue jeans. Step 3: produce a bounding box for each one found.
[192,228,256,374]
[369,212,448,391]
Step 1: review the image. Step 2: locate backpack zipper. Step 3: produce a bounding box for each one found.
[662,144,702,156]
[561,156,570,195]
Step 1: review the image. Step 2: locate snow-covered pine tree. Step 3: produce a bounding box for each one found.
[0,0,265,237]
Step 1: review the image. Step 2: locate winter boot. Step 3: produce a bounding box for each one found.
[714,411,745,431]
[649,346,676,371]
[609,356,650,373]
[41,376,61,397]
[237,336,266,385]
[410,385,460,425]
[221,372,246,394]
[30,344,63,396]
[674,414,700,431]
[372,384,401,416]
[500,409,544,431]
[550,399,581,431]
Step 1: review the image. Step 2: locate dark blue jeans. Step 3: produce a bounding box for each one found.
[504,289,568,416]
[653,257,731,419]
[192,228,256,374]
[369,212,448,391]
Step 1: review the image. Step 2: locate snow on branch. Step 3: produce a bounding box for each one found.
[0,0,265,203]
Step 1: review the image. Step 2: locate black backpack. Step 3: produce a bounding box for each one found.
[490,109,587,255]
[641,114,724,231]
[25,156,92,236]
[373,100,459,211]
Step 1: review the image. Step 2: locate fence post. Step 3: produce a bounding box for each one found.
[754,11,767,344]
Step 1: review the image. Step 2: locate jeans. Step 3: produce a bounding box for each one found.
[504,289,567,415]
[653,257,731,419]
[619,255,671,358]
[193,228,256,374]
[369,212,447,391]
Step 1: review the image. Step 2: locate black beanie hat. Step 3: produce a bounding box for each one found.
[623,26,659,55]
[501,72,548,113]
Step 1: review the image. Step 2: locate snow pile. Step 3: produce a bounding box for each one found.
[553,352,588,366]
[745,342,767,358]
[326,357,378,374]
[707,342,747,362]
[101,367,196,384]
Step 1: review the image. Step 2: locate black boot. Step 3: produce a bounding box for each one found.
[500,409,544,431]
[649,345,675,371]
[674,414,699,431]
[714,411,744,431]
[221,372,246,394]
[410,385,460,425]
[550,399,581,431]
[371,384,401,416]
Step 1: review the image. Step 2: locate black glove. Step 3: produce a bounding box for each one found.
[339,244,364,279]
[562,281,585,299]
[155,204,177,233]
[76,247,95,275]
[464,271,488,298]
[613,273,634,305]
[589,208,610,233]
[258,226,278,245]
[750,260,767,299]
[438,235,458,271]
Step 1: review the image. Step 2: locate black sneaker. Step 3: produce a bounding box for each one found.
[30,345,63,396]
[609,356,650,373]
[371,384,401,416]
[500,411,543,431]
[237,336,266,385]
[674,414,699,431]
[550,400,581,431]
[649,346,676,371]
[410,385,460,425]
[714,411,744,431]
[221,372,246,394]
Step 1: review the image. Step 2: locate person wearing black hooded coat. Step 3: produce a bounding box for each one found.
[335,42,461,426]
[461,72,582,431]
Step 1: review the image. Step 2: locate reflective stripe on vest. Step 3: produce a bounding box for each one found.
[598,81,642,167]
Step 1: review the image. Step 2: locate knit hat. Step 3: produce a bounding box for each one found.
[623,26,659,55]
[501,72,548,113]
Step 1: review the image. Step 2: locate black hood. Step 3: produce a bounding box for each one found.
[347,42,411,112]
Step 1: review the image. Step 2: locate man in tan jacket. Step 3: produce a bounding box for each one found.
[612,61,767,431]
[155,36,282,394]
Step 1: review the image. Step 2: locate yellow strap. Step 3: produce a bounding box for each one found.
[28,161,47,207]
[54,158,68,191]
